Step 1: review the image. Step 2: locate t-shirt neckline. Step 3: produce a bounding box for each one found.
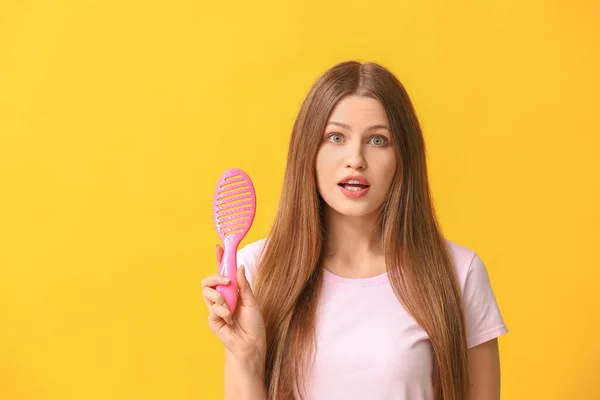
[322,268,390,286]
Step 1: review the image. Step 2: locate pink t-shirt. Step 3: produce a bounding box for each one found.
[236,238,508,400]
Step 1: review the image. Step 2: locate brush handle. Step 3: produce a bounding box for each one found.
[216,242,239,313]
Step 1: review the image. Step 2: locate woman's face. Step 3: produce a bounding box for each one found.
[316,95,397,217]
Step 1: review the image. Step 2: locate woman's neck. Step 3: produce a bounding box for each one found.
[322,205,384,274]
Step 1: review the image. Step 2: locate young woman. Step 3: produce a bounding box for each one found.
[201,61,508,400]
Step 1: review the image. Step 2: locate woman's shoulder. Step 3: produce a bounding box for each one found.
[238,237,269,258]
[444,238,483,291]
[236,237,269,287]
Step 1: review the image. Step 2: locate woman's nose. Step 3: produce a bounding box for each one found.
[344,144,367,170]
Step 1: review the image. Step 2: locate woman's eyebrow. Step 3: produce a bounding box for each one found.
[326,121,391,132]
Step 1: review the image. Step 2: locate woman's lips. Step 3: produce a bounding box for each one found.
[338,184,370,199]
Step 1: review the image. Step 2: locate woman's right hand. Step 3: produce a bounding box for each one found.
[202,244,267,362]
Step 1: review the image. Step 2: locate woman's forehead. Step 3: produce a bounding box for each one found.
[327,96,389,129]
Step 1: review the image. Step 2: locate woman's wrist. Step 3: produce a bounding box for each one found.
[228,350,267,400]
[227,348,265,377]
[230,341,266,367]
[237,356,265,381]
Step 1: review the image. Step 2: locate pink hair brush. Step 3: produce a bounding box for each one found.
[212,168,256,313]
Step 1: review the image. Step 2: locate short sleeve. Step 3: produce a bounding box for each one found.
[462,253,509,348]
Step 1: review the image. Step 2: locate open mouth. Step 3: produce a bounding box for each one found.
[338,183,370,191]
[338,184,370,198]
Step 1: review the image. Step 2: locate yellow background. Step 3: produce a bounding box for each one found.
[1,0,598,399]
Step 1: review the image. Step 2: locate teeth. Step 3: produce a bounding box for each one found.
[346,179,363,184]
[345,186,364,191]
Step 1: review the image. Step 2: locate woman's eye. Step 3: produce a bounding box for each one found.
[370,136,388,146]
[327,133,344,143]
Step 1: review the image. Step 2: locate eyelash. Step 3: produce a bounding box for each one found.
[326,133,389,146]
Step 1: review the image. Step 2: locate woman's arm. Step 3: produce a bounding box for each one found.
[467,338,501,400]
[224,348,267,400]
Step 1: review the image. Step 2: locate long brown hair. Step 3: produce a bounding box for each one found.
[252,60,470,400]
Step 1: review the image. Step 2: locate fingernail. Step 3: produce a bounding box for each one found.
[223,277,230,283]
